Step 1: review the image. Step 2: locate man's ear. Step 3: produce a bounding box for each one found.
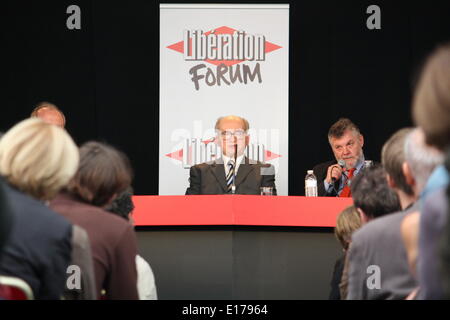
[357,207,369,224]
[359,134,364,148]
[245,134,250,147]
[386,173,397,189]
[402,162,415,188]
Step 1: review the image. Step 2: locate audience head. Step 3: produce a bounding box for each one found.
[404,128,444,196]
[215,115,250,158]
[381,127,415,196]
[107,187,134,221]
[351,165,401,224]
[412,42,450,151]
[335,205,362,252]
[30,102,66,128]
[0,118,79,200]
[327,118,364,169]
[67,141,133,208]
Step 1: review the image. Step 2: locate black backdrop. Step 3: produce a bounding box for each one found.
[2,0,450,195]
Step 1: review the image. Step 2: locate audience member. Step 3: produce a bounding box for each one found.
[30,101,66,128]
[442,151,450,299]
[347,127,442,300]
[340,165,401,299]
[350,166,401,224]
[0,178,13,259]
[411,42,450,299]
[107,187,158,300]
[329,205,361,300]
[0,118,78,299]
[0,131,12,252]
[50,141,139,300]
[313,118,370,197]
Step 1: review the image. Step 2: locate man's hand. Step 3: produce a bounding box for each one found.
[326,164,343,184]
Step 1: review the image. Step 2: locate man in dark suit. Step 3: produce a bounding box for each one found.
[313,118,367,197]
[186,115,276,195]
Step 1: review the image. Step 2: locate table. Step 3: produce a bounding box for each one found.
[133,195,353,227]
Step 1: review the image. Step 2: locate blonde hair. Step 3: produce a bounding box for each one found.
[335,205,362,250]
[0,118,79,200]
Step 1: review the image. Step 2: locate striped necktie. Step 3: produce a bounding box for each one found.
[226,159,235,193]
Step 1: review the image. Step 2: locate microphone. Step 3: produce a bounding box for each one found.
[234,139,238,164]
[232,137,237,194]
[331,160,346,183]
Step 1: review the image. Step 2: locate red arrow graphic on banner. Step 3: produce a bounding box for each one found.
[167,26,282,67]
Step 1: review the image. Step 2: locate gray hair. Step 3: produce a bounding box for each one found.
[404,128,444,193]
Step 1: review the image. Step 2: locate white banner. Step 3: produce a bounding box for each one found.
[159,3,289,195]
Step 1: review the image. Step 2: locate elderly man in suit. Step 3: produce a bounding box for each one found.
[185,115,276,195]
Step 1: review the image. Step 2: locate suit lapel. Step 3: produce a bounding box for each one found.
[234,157,255,188]
[210,161,228,192]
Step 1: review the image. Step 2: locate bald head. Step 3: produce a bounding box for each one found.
[31,103,65,128]
[215,115,249,132]
[214,115,250,157]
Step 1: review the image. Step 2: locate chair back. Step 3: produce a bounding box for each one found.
[0,275,34,300]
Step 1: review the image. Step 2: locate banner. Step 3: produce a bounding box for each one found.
[160,4,289,195]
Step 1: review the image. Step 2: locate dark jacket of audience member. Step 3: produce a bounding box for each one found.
[50,141,139,300]
[0,180,72,299]
[0,178,13,257]
[0,131,11,252]
[344,166,403,299]
[329,205,362,300]
[0,119,80,299]
[442,151,450,299]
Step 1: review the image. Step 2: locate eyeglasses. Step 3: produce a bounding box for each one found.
[219,130,247,139]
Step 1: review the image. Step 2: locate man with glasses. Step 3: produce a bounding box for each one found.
[185,115,276,195]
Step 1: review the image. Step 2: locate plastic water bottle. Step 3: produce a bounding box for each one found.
[305,170,318,197]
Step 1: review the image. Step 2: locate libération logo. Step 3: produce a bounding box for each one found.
[167,26,282,90]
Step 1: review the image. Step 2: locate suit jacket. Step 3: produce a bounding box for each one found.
[347,203,419,300]
[313,160,374,197]
[185,157,277,195]
[0,179,72,299]
[313,160,339,197]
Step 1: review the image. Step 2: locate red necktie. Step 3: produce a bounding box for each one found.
[339,168,356,198]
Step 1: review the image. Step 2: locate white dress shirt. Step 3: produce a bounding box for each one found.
[221,154,245,177]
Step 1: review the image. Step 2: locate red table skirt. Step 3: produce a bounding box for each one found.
[132,195,353,227]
